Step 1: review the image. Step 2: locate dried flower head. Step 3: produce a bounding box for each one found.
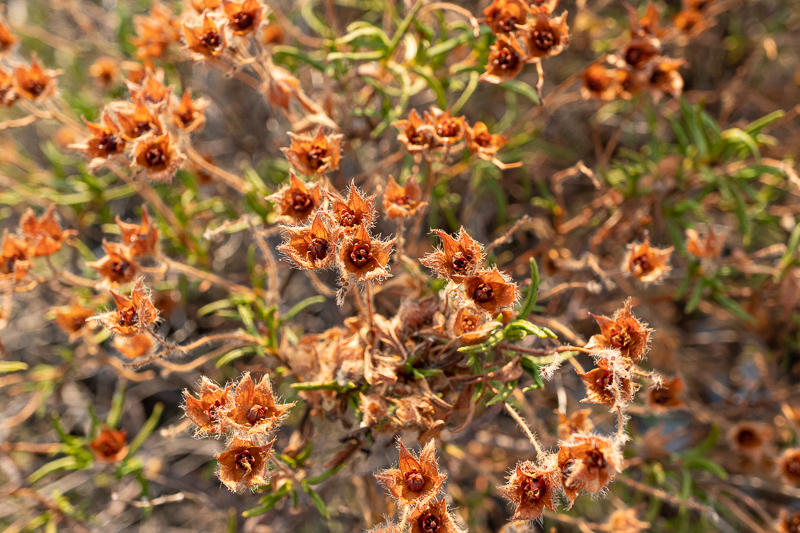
[330,182,376,235]
[115,99,163,141]
[499,456,559,520]
[113,332,155,359]
[585,300,651,362]
[393,109,432,153]
[625,233,673,283]
[278,211,336,270]
[375,440,446,508]
[19,206,74,257]
[421,227,484,280]
[647,375,686,412]
[125,69,171,105]
[558,409,594,440]
[622,37,660,69]
[527,0,559,14]
[116,207,159,257]
[577,359,635,408]
[90,426,128,463]
[282,127,343,175]
[132,2,180,60]
[215,436,274,492]
[339,223,394,282]
[628,3,662,38]
[224,373,295,436]
[606,508,650,533]
[686,226,726,259]
[171,89,208,131]
[673,9,709,36]
[183,14,227,59]
[648,57,685,98]
[267,172,322,225]
[466,122,509,160]
[559,433,623,498]
[133,133,185,182]
[0,231,31,281]
[481,36,526,84]
[777,448,800,486]
[463,267,519,316]
[484,0,528,35]
[54,303,95,340]
[88,241,138,286]
[358,392,388,428]
[409,499,464,533]
[728,422,772,460]
[91,278,159,336]
[522,11,570,59]
[0,19,17,54]
[72,112,127,170]
[383,175,426,219]
[425,107,467,146]
[581,64,618,101]
[88,57,119,90]
[223,0,264,36]
[778,510,800,533]
[0,67,17,107]
[12,55,57,101]
[450,303,501,344]
[184,376,234,436]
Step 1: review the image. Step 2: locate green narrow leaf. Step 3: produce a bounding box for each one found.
[0,361,28,373]
[517,258,540,319]
[127,403,163,456]
[498,80,539,105]
[301,482,330,519]
[281,295,326,324]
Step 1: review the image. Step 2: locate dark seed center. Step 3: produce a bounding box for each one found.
[291,191,313,212]
[404,469,425,492]
[473,283,494,303]
[134,121,151,137]
[437,119,460,139]
[533,29,555,51]
[595,370,614,391]
[452,252,471,273]
[306,146,328,170]
[339,208,357,227]
[585,449,607,470]
[110,259,133,280]
[418,513,441,533]
[494,48,520,71]
[144,147,166,168]
[350,244,372,267]
[651,388,672,404]
[246,405,269,425]
[234,450,255,471]
[308,237,329,261]
[232,11,254,31]
[199,30,222,50]
[522,476,547,503]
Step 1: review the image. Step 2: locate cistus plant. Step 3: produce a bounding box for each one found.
[1,0,799,532]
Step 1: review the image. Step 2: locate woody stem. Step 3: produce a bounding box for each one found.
[398,506,410,531]
[408,155,436,246]
[503,402,544,456]
[394,218,406,265]
[365,281,375,332]
[183,143,251,194]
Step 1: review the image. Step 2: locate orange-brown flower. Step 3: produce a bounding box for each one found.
[409,499,464,533]
[132,2,181,60]
[581,64,618,100]
[91,278,159,336]
[777,510,800,533]
[113,332,155,359]
[171,89,208,132]
[466,121,509,160]
[481,36,526,85]
[499,456,559,520]
[392,109,432,153]
[0,19,17,54]
[266,172,322,225]
[606,508,650,533]
[673,9,709,36]
[115,99,163,141]
[54,303,95,340]
[184,376,234,436]
[648,57,685,98]
[71,113,127,171]
[728,422,772,461]
[585,300,651,362]
[224,373,295,436]
[421,227,484,280]
[424,107,467,146]
[0,67,16,107]
[19,206,75,257]
[616,67,647,99]
[463,267,518,316]
[521,11,569,59]
[116,207,160,257]
[261,23,284,45]
[12,55,57,101]
[527,0,559,14]
[558,409,594,440]
[628,3,662,39]
[266,65,300,109]
[223,0,264,35]
[624,233,673,283]
[383,175,426,219]
[329,181,376,235]
[577,359,635,408]
[90,426,129,463]
[484,0,528,35]
[621,37,660,69]
[339,223,394,282]
[133,133,185,182]
[88,241,138,286]
[686,226,726,259]
[558,433,622,498]
[647,375,686,412]
[215,436,274,492]
[450,303,501,344]
[184,14,226,59]
[777,448,800,486]
[189,0,222,12]
[1,231,32,281]
[282,127,343,175]
[88,57,119,90]
[125,69,172,105]
[375,440,446,508]
[278,211,336,270]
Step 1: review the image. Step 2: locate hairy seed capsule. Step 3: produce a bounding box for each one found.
[350,244,372,267]
[246,405,267,425]
[404,469,425,492]
[144,147,166,167]
[451,252,471,272]
[585,449,607,470]
[308,238,329,261]
[234,450,255,471]
[417,513,441,533]
[291,191,312,212]
[522,476,547,503]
